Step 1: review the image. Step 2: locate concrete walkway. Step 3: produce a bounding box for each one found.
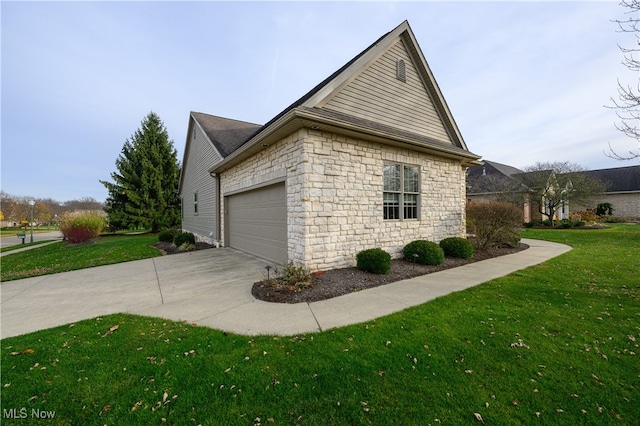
[0,239,571,339]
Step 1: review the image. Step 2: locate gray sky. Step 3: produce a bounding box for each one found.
[2,1,637,202]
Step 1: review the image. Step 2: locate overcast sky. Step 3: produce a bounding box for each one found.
[2,1,637,202]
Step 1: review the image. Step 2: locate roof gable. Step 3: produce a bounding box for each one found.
[191,112,262,157]
[301,21,466,150]
[209,20,480,174]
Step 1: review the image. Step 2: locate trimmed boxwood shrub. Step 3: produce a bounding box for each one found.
[403,240,444,265]
[356,248,391,274]
[439,237,474,259]
[173,231,195,247]
[158,229,177,243]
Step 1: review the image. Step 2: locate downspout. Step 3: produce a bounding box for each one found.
[215,173,221,247]
[210,172,221,247]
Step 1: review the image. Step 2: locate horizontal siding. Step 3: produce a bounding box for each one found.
[180,123,222,240]
[324,39,451,143]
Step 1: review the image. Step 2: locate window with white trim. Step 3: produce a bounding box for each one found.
[383,163,419,220]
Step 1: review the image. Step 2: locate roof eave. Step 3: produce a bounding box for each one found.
[209,108,482,174]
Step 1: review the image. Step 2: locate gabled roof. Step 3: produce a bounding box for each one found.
[191,112,262,158]
[210,20,481,174]
[583,165,640,193]
[467,160,523,180]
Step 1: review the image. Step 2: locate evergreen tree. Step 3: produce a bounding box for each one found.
[101,112,181,232]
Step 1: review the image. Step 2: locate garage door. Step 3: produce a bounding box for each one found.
[225,183,287,264]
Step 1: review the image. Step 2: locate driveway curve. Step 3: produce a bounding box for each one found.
[0,238,571,339]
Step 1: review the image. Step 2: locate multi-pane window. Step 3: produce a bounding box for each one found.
[194,192,198,215]
[383,163,419,220]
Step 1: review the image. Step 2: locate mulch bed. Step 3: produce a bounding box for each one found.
[153,241,214,255]
[252,243,529,304]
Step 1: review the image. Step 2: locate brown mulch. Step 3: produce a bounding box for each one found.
[153,241,214,255]
[252,243,529,304]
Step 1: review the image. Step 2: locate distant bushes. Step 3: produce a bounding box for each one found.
[467,201,521,249]
[59,211,106,244]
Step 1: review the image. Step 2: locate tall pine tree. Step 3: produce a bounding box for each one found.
[101,112,181,232]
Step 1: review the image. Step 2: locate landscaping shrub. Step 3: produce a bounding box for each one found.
[570,210,599,223]
[177,242,197,252]
[403,240,444,265]
[439,237,474,259]
[59,211,106,244]
[356,248,391,274]
[158,229,177,243]
[466,201,522,249]
[280,263,312,289]
[596,202,614,217]
[559,219,573,229]
[173,231,195,247]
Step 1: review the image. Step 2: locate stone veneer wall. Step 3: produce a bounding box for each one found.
[220,128,467,271]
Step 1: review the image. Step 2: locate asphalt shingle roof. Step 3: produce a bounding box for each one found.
[191,112,262,158]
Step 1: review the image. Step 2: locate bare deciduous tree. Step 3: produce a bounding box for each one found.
[606,0,640,160]
[517,162,608,226]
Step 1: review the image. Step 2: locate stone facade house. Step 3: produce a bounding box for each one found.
[179,21,482,271]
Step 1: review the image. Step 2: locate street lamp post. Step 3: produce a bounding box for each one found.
[29,200,35,243]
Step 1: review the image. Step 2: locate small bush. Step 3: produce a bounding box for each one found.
[439,237,474,259]
[523,221,536,228]
[466,201,522,249]
[158,229,177,243]
[403,240,444,265]
[570,210,599,223]
[559,219,573,229]
[173,231,195,247]
[596,202,614,216]
[59,211,106,244]
[177,242,197,252]
[280,263,312,289]
[356,248,391,274]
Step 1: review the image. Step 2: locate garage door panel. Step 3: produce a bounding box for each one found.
[226,183,287,264]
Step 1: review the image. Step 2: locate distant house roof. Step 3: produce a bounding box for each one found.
[583,165,640,193]
[191,112,262,158]
[467,160,523,180]
[467,161,640,195]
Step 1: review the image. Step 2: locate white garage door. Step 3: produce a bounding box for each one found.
[225,183,287,264]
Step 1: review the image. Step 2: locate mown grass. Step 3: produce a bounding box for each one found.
[1,225,638,425]
[0,240,57,253]
[0,234,161,282]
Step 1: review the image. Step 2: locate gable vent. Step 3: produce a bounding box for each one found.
[396,59,406,82]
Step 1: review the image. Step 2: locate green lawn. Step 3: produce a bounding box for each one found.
[0,234,161,281]
[1,225,638,425]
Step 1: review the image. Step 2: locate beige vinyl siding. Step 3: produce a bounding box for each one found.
[323,39,451,144]
[181,123,222,240]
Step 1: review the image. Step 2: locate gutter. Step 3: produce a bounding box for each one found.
[209,108,482,175]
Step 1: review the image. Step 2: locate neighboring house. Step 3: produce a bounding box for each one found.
[467,161,640,221]
[179,21,482,271]
[582,165,640,219]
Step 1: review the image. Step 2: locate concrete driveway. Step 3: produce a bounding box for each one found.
[0,239,571,339]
